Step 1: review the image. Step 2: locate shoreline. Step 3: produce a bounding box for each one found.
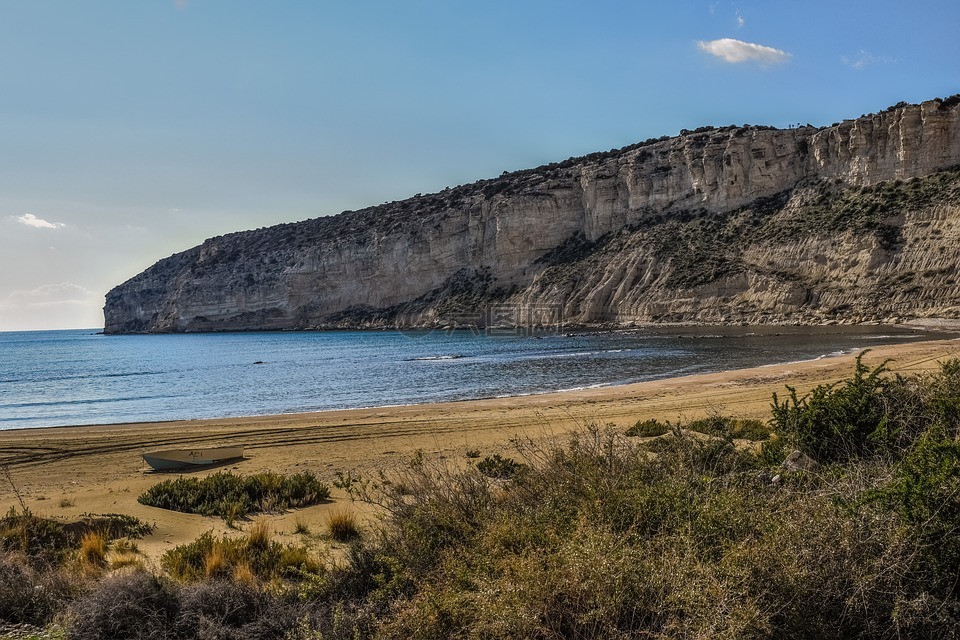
[1,336,959,560]
[1,324,951,433]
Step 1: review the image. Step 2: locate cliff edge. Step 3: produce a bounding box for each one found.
[104,97,960,333]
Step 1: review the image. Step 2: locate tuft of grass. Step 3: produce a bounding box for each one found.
[110,552,145,571]
[326,508,361,543]
[465,449,481,459]
[293,516,311,535]
[232,562,257,585]
[247,519,272,550]
[203,541,230,579]
[78,530,108,570]
[58,497,75,508]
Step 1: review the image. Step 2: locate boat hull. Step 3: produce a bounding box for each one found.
[143,447,244,471]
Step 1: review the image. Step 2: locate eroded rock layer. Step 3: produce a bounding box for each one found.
[104,98,960,333]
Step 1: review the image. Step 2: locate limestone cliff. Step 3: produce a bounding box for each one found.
[104,97,960,333]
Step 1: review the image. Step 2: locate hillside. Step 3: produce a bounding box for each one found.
[104,97,960,333]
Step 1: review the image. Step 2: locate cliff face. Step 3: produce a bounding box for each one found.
[104,98,960,333]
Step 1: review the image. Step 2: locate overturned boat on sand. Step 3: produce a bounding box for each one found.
[142,446,244,471]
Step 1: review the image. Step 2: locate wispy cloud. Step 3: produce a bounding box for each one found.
[1,283,98,309]
[697,38,790,65]
[14,213,65,230]
[736,11,745,28]
[842,50,894,70]
[0,283,102,330]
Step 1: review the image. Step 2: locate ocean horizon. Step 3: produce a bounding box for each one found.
[0,325,948,431]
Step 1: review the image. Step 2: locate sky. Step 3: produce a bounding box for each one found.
[1,1,958,331]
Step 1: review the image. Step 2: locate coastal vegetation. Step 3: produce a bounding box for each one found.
[3,356,960,637]
[137,471,330,522]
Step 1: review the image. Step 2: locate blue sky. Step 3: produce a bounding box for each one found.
[1,0,958,330]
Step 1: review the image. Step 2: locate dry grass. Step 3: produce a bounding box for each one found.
[326,507,361,543]
[293,516,311,535]
[77,530,107,570]
[203,541,229,579]
[247,519,272,549]
[232,562,257,585]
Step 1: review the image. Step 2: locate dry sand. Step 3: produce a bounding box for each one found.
[1,337,958,561]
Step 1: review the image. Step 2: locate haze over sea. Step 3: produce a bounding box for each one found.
[0,327,946,431]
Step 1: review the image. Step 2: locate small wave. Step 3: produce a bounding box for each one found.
[410,355,465,361]
[0,394,171,411]
[2,370,163,385]
[768,348,859,367]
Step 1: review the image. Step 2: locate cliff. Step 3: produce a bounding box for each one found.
[104,97,960,333]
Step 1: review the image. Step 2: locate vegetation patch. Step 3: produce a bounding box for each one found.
[161,521,321,583]
[9,356,960,638]
[686,415,771,441]
[138,471,330,521]
[626,418,672,437]
[475,454,526,479]
[0,509,152,568]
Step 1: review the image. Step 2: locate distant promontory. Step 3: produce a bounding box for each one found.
[105,97,960,333]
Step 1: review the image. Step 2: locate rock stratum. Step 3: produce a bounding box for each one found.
[105,97,960,334]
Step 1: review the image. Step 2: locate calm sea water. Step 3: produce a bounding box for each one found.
[0,326,944,430]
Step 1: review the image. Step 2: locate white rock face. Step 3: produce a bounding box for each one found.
[104,99,960,333]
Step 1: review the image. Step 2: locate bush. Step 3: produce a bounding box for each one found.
[138,471,330,520]
[0,552,78,626]
[66,571,178,640]
[770,353,895,462]
[686,416,770,441]
[476,454,525,479]
[625,418,671,437]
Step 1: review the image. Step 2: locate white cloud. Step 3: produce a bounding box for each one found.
[842,50,894,70]
[736,11,745,28]
[3,283,98,307]
[697,38,791,65]
[14,213,65,230]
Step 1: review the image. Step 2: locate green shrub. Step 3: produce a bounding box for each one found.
[138,471,330,520]
[625,418,671,437]
[476,454,525,479]
[865,426,960,583]
[770,353,895,462]
[686,416,770,441]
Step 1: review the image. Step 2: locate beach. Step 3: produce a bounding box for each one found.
[2,336,958,561]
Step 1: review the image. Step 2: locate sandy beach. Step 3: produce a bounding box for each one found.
[2,336,959,561]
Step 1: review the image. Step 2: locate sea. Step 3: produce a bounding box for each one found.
[0,325,948,431]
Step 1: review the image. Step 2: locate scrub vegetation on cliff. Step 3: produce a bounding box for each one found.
[4,356,960,638]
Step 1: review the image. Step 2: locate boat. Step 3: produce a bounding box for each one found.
[142,446,244,471]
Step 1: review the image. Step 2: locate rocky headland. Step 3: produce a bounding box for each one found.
[104,96,960,333]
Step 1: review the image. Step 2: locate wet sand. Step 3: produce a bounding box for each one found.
[1,337,958,561]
